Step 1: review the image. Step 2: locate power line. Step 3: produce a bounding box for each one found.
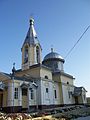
[65,25,90,59]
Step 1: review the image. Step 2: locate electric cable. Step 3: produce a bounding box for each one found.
[65,25,90,59]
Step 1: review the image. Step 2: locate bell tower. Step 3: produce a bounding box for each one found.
[21,18,42,70]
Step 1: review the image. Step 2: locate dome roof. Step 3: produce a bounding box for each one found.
[43,51,65,63]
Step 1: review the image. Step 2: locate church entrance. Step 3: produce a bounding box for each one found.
[22,88,28,109]
[0,91,3,108]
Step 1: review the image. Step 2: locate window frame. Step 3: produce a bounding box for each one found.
[14,88,18,99]
[54,90,57,99]
[24,46,28,63]
[46,88,48,93]
[36,46,39,63]
[30,88,34,100]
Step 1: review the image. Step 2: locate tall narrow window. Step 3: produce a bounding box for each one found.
[30,88,34,99]
[24,46,28,63]
[36,46,39,63]
[46,88,48,93]
[83,94,85,100]
[45,88,49,99]
[14,88,18,99]
[54,90,57,99]
[68,91,71,99]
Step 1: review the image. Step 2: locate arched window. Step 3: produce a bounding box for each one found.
[67,82,69,85]
[24,46,28,63]
[36,46,39,63]
[45,75,48,79]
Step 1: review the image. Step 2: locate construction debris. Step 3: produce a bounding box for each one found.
[0,105,90,120]
[0,113,32,120]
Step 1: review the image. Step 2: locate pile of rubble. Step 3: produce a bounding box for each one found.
[30,105,90,120]
[0,112,65,120]
[0,113,32,120]
[51,105,90,119]
[0,105,90,120]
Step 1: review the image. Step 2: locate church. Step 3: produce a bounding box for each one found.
[0,18,87,112]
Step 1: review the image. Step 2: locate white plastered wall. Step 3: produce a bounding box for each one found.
[61,75,75,104]
[40,79,60,105]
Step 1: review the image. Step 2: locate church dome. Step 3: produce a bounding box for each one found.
[43,48,65,72]
[43,50,65,63]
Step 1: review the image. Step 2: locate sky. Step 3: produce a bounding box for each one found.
[0,0,90,96]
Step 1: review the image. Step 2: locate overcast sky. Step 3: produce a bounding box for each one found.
[0,0,90,96]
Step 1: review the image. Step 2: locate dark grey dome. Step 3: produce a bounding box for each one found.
[43,52,65,63]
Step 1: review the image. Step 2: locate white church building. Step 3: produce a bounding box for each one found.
[0,18,87,112]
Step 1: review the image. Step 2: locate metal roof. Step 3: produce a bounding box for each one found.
[22,18,41,48]
[0,72,11,81]
[43,51,65,62]
[73,87,87,97]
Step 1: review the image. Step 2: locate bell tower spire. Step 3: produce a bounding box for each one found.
[21,18,42,70]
